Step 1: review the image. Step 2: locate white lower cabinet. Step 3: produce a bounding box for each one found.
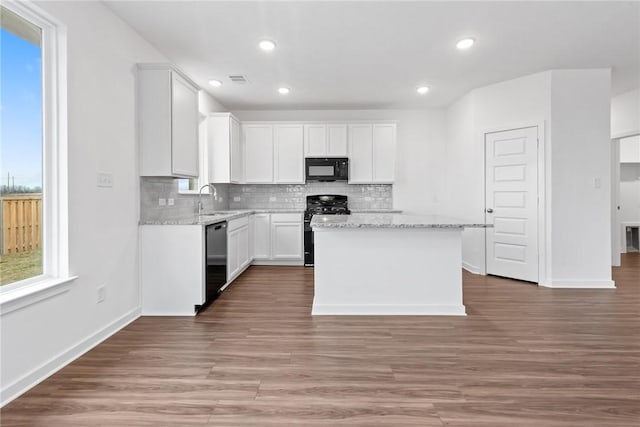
[271,214,304,260]
[228,216,250,282]
[251,213,303,263]
[253,213,271,260]
[140,225,204,316]
[140,213,304,316]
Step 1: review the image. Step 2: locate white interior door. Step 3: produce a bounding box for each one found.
[611,138,621,266]
[485,126,538,282]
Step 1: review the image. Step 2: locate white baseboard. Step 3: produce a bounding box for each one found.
[462,261,482,275]
[141,311,195,316]
[539,280,616,289]
[1,307,141,407]
[251,260,304,266]
[311,303,466,316]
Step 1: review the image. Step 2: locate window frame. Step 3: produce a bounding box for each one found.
[0,0,74,313]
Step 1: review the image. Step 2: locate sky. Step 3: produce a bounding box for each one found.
[1,27,43,189]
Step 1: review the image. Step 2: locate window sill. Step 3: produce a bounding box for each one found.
[0,276,78,316]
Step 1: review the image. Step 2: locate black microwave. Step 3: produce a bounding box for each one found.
[305,158,349,182]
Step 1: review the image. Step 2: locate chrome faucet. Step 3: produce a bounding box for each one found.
[198,183,217,215]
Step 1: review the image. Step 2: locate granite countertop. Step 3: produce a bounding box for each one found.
[140,209,304,226]
[311,213,491,229]
[350,209,403,214]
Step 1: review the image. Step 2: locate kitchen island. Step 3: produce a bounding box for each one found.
[310,214,490,316]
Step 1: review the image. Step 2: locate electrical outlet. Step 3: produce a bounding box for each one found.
[159,198,166,206]
[97,172,113,188]
[594,177,601,189]
[168,198,175,206]
[97,286,105,303]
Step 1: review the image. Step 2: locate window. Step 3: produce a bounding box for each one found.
[1,6,43,286]
[0,2,71,305]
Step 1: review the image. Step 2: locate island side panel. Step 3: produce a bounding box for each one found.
[312,227,465,315]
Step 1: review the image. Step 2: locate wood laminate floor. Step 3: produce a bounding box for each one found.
[1,254,639,426]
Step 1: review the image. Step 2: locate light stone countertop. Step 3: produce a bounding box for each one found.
[311,213,492,229]
[350,209,403,214]
[140,209,304,226]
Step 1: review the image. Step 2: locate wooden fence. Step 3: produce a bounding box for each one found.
[1,194,42,255]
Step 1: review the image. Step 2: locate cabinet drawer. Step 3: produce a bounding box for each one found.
[270,213,302,223]
[228,215,249,232]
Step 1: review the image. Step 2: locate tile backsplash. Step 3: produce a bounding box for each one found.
[140,177,230,222]
[228,183,392,210]
[140,179,393,221]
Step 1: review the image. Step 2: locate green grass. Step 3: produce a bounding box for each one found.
[0,249,42,286]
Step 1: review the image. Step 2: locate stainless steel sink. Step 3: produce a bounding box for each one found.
[199,211,241,218]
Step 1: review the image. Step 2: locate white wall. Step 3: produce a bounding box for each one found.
[1,1,168,405]
[200,90,228,115]
[549,69,612,285]
[233,109,448,215]
[444,72,552,273]
[444,69,613,287]
[611,88,640,137]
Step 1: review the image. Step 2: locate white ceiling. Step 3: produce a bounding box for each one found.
[104,1,640,110]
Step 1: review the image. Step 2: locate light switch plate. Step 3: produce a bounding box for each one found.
[159,198,166,206]
[233,196,241,202]
[269,196,277,202]
[97,172,113,188]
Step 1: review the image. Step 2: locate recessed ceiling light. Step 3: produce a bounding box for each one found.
[259,40,276,51]
[417,86,429,95]
[456,38,475,50]
[208,79,222,87]
[278,87,290,95]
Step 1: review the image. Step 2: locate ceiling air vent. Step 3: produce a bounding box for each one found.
[228,74,249,84]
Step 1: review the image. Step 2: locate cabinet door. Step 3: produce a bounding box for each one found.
[238,226,250,269]
[327,124,348,157]
[228,229,239,279]
[271,221,303,260]
[248,214,255,261]
[244,125,274,183]
[275,125,304,184]
[170,72,199,177]
[304,124,327,157]
[253,213,271,259]
[348,124,373,183]
[372,124,396,183]
[230,117,242,182]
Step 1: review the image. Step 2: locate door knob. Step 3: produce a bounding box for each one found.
[486,208,494,213]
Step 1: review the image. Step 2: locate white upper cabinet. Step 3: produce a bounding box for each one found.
[304,124,327,157]
[243,124,304,184]
[243,124,274,183]
[138,64,199,178]
[327,124,348,157]
[348,124,374,183]
[348,123,396,184]
[620,136,640,163]
[274,125,304,184]
[207,113,242,183]
[372,124,397,183]
[304,124,348,157]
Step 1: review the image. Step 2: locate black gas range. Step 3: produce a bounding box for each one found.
[304,195,350,266]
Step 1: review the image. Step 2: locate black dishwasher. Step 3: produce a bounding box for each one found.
[200,221,227,311]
